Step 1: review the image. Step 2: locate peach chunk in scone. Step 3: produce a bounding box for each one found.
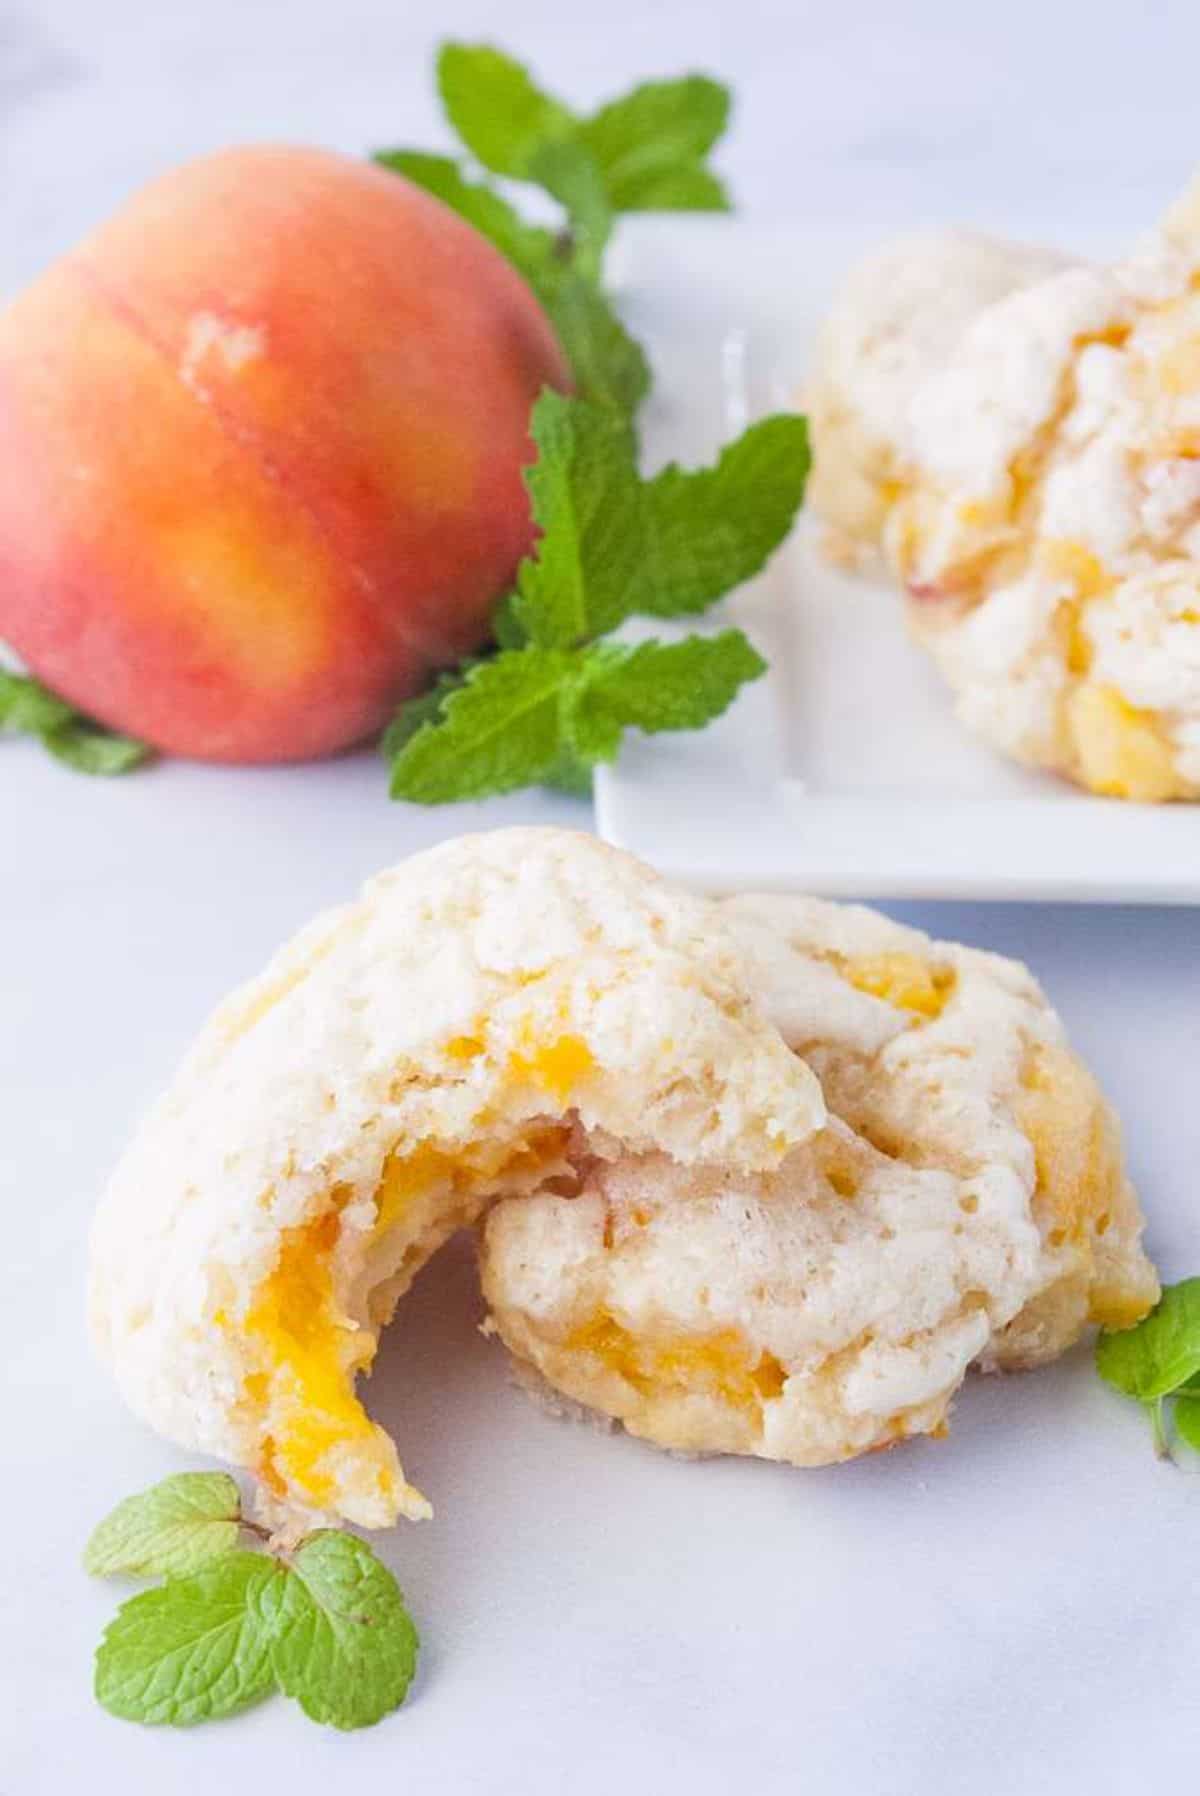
[481,894,1157,1465]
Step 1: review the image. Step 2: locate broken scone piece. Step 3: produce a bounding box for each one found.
[807,177,1200,799]
[481,895,1158,1465]
[88,829,823,1533]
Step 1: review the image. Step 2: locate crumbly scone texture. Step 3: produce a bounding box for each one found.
[805,231,1072,567]
[89,829,823,1533]
[481,893,1158,1466]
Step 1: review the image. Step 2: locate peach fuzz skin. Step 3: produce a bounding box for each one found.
[0,146,570,761]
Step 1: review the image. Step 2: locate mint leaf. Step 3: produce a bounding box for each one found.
[571,631,765,761]
[514,391,644,646]
[530,266,650,418]
[438,43,573,178]
[94,1551,281,1726]
[579,76,731,212]
[516,405,807,643]
[266,1533,418,1730]
[42,719,152,775]
[373,150,554,276]
[389,647,573,802]
[1175,1394,1200,1453]
[84,1473,242,1580]
[387,630,765,803]
[0,668,74,734]
[379,666,471,763]
[527,139,612,280]
[639,414,810,616]
[0,667,151,776]
[492,592,528,650]
[1096,1278,1200,1401]
[542,744,594,797]
[607,164,729,210]
[435,46,729,229]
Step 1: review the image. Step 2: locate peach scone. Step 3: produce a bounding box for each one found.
[808,179,1200,799]
[91,831,1156,1527]
[481,893,1158,1466]
[88,829,823,1534]
[806,230,1072,567]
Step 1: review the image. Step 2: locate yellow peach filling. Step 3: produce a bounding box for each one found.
[373,1127,572,1234]
[508,1032,595,1101]
[835,951,956,1020]
[1016,1043,1151,1330]
[244,1203,387,1510]
[242,1119,576,1510]
[565,1310,788,1419]
[1066,685,1180,801]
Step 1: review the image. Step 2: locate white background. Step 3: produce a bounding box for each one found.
[3,3,1199,1793]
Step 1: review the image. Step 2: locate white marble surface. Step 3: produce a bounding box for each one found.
[2,4,1200,1793]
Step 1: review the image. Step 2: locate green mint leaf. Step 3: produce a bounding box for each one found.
[530,266,650,419]
[542,739,595,796]
[0,667,74,735]
[526,139,612,281]
[492,592,528,650]
[386,629,766,804]
[41,718,152,775]
[94,1551,281,1727]
[84,1473,242,1580]
[639,414,810,616]
[0,667,151,776]
[1096,1277,1200,1402]
[388,646,574,802]
[571,630,765,761]
[266,1532,418,1731]
[610,164,729,211]
[514,390,644,647]
[579,76,732,212]
[379,666,472,763]
[372,151,555,280]
[438,43,574,178]
[1174,1394,1200,1453]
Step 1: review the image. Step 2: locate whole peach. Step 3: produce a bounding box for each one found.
[0,146,569,761]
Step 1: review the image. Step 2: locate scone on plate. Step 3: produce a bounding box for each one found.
[88,829,823,1533]
[807,179,1200,800]
[806,230,1072,568]
[481,894,1158,1466]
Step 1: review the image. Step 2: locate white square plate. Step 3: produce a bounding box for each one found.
[596,222,1200,902]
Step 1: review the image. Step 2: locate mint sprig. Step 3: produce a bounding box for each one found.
[578,76,731,212]
[0,666,151,776]
[385,390,805,804]
[87,1475,420,1731]
[375,42,732,422]
[434,44,731,219]
[436,43,575,180]
[1096,1277,1200,1458]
